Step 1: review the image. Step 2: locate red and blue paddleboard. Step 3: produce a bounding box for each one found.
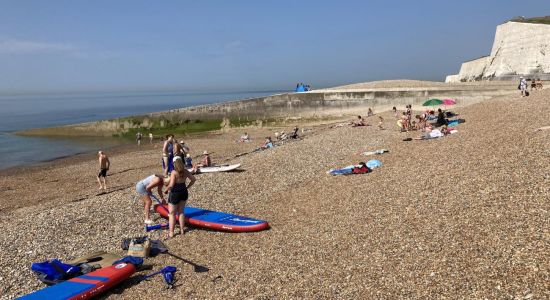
[154,204,269,232]
[17,262,135,300]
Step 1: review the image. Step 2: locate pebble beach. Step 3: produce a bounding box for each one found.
[0,86,549,299]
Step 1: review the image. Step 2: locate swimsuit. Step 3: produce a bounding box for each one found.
[169,181,188,205]
[98,168,108,178]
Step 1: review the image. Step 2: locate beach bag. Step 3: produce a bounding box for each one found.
[31,259,81,285]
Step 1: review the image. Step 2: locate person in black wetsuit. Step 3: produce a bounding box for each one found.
[165,156,196,238]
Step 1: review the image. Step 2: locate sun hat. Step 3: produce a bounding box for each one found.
[203,150,209,155]
[173,156,182,163]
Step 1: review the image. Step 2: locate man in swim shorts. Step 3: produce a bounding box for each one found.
[97,151,110,190]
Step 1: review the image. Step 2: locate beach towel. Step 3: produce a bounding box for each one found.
[366,160,382,169]
[361,149,389,156]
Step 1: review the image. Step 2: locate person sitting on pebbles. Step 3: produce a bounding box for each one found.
[237,132,250,143]
[135,174,167,225]
[192,150,212,173]
[262,137,274,149]
[353,115,367,127]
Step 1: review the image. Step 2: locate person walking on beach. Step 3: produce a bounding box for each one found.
[162,134,175,176]
[165,157,196,238]
[97,151,110,191]
[136,132,142,146]
[149,132,153,144]
[136,174,166,225]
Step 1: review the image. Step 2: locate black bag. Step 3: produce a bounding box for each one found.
[518,84,521,90]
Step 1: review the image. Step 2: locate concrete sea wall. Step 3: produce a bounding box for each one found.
[19,84,517,137]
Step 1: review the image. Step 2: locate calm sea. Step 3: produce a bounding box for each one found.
[0,90,283,170]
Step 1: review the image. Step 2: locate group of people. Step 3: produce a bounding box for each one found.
[93,133,215,238]
[519,77,544,97]
[396,105,448,132]
[135,132,154,146]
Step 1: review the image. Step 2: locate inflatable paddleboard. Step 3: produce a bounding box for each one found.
[18,262,135,300]
[154,204,269,232]
[188,164,241,173]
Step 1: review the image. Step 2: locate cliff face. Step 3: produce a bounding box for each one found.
[447,21,550,82]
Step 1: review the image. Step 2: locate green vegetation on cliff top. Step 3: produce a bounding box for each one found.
[511,16,550,25]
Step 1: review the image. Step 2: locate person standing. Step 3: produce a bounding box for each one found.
[97,151,110,191]
[520,76,527,97]
[136,132,142,146]
[162,134,175,176]
[165,157,196,238]
[149,132,153,144]
[135,174,166,225]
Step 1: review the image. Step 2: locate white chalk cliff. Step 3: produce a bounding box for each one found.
[447,20,550,82]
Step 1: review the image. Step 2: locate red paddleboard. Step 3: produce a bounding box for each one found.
[17,263,135,300]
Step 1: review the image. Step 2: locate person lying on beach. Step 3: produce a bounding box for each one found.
[136,174,166,225]
[165,157,195,238]
[97,151,110,191]
[414,128,444,140]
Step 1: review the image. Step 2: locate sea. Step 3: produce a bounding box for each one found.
[0,90,284,171]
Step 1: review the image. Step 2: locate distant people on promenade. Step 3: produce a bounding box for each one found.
[97,151,110,191]
[162,134,175,176]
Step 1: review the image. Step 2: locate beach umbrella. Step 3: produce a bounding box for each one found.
[442,98,456,105]
[422,99,443,107]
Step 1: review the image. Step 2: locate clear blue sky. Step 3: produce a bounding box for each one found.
[0,0,548,93]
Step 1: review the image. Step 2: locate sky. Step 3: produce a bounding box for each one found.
[0,0,549,93]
